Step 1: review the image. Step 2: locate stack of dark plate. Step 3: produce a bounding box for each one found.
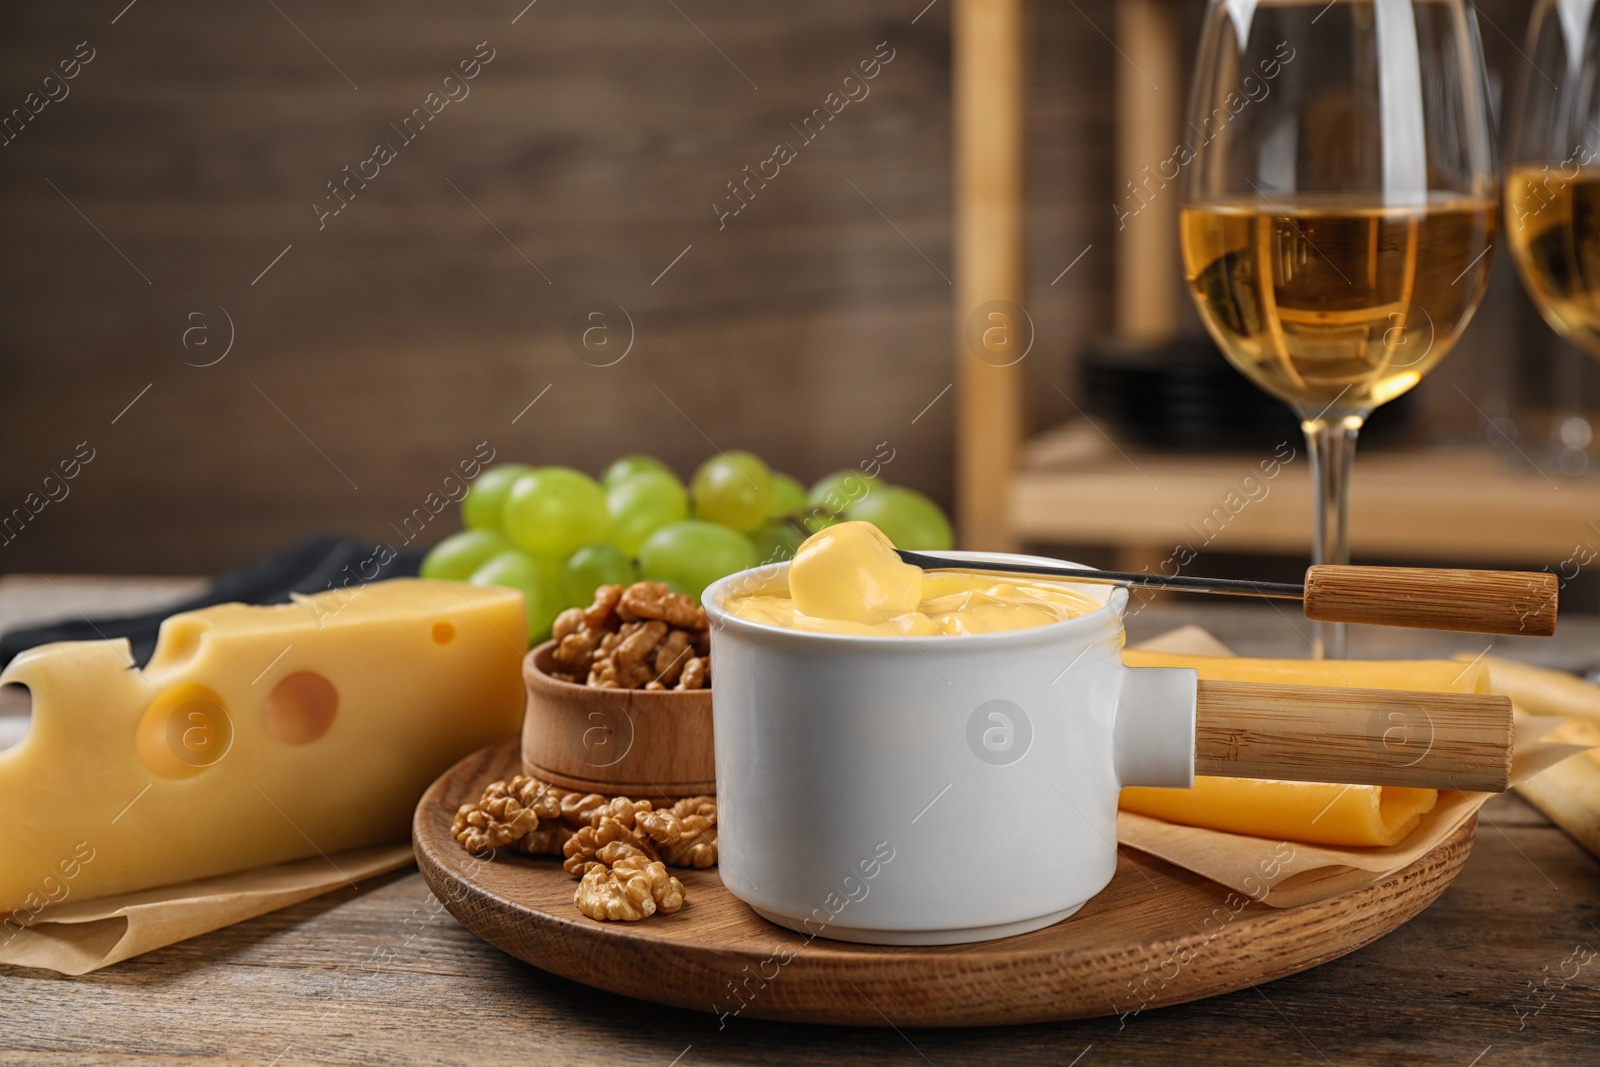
[1079,337,1410,451]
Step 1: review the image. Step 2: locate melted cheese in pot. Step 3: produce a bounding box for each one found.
[724,521,1099,636]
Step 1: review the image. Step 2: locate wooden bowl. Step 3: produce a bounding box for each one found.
[520,641,714,803]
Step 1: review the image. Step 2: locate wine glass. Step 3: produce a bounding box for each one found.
[1180,0,1498,658]
[1505,0,1600,462]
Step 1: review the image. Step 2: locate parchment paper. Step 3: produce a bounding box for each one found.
[0,843,414,975]
[1118,629,1589,908]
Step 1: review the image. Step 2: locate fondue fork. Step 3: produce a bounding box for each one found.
[893,552,1558,638]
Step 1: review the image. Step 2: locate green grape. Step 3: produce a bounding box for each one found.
[603,454,675,489]
[420,529,515,581]
[807,468,880,516]
[502,467,610,558]
[469,549,565,642]
[690,451,773,533]
[461,463,535,531]
[748,519,805,564]
[768,473,807,518]
[561,543,636,607]
[845,486,954,551]
[605,471,689,556]
[799,510,844,536]
[638,520,758,600]
[802,469,878,533]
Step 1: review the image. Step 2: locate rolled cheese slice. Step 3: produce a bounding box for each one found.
[1121,776,1439,847]
[1467,653,1600,726]
[0,579,526,920]
[1118,651,1483,847]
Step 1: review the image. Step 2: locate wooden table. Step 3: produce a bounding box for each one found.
[1,577,1597,1065]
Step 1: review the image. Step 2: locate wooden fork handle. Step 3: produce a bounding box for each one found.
[1303,565,1558,637]
[1195,680,1513,792]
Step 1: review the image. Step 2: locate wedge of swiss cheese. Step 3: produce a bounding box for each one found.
[0,579,526,919]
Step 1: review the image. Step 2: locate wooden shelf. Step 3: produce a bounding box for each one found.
[1009,422,1598,565]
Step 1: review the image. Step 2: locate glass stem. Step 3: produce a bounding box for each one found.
[1301,414,1363,660]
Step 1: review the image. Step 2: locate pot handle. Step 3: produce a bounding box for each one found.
[1114,666,1198,789]
[1195,680,1513,792]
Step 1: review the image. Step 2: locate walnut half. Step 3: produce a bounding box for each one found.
[574,842,686,921]
[562,797,658,875]
[451,775,565,854]
[636,796,718,868]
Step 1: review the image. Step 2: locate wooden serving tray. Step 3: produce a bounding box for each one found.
[414,740,1476,1027]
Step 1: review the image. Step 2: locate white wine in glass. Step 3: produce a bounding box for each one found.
[1181,0,1498,658]
[1182,195,1497,410]
[1507,168,1600,350]
[1505,0,1600,357]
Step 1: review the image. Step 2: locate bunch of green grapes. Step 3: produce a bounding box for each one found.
[421,451,952,641]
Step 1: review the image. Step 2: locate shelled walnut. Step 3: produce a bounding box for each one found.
[548,582,711,691]
[450,775,563,855]
[453,774,716,922]
[562,797,658,876]
[636,796,718,869]
[454,777,619,858]
[574,842,685,921]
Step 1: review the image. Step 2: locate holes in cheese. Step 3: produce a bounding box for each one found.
[135,683,233,778]
[0,684,30,754]
[263,671,339,745]
[432,621,456,645]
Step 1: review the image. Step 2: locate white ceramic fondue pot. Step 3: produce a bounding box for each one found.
[704,551,1513,946]
[702,552,1199,946]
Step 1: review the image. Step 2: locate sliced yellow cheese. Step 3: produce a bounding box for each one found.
[1518,743,1600,860]
[1123,649,1490,693]
[1120,776,1438,847]
[1507,676,1600,862]
[1471,654,1600,726]
[1118,652,1480,846]
[0,579,526,921]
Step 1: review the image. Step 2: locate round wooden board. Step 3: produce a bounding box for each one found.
[415,740,1477,1027]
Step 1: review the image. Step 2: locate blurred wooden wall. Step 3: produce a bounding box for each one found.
[0,0,1116,575]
